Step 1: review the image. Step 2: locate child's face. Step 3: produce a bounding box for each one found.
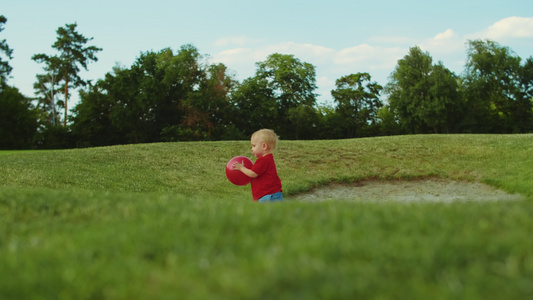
[251,135,267,158]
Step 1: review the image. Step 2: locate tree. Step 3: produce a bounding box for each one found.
[463,39,533,133]
[95,53,163,144]
[287,104,319,139]
[70,83,119,147]
[387,46,463,133]
[520,57,533,101]
[386,46,432,133]
[33,73,61,127]
[425,63,463,133]
[519,57,533,132]
[198,63,238,139]
[314,105,345,139]
[230,76,277,137]
[158,46,203,139]
[331,73,383,137]
[32,23,102,126]
[72,45,235,146]
[0,86,38,149]
[153,45,235,141]
[0,15,13,88]
[376,105,402,136]
[234,53,318,139]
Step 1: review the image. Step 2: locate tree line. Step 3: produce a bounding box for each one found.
[1,17,532,149]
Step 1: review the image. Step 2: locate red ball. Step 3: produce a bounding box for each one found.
[226,156,254,186]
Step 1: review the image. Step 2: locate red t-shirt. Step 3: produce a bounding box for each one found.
[251,154,282,201]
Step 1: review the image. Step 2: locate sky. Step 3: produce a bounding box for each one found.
[2,0,533,107]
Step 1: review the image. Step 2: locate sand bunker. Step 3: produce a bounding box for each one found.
[291,179,524,203]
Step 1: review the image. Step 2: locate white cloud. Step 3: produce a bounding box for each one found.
[469,16,533,40]
[421,29,463,55]
[212,48,254,67]
[218,47,252,56]
[334,44,405,71]
[434,29,456,41]
[210,48,256,79]
[487,16,533,39]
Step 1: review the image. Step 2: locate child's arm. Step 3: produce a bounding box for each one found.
[232,161,258,178]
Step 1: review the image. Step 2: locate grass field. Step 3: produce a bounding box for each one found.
[1,134,532,299]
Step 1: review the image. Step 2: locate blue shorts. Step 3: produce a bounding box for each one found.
[258,191,284,203]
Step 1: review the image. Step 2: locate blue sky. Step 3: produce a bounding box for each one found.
[3,0,533,106]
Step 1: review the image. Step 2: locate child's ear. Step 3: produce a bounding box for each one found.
[262,142,269,150]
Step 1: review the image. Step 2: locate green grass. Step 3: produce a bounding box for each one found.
[0,149,53,156]
[1,135,532,299]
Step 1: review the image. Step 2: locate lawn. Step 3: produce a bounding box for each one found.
[1,134,532,299]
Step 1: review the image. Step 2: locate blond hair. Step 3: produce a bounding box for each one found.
[252,129,279,151]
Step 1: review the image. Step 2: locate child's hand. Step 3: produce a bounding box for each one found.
[232,161,244,170]
[232,160,258,178]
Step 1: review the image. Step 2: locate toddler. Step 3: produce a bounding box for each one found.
[233,129,283,202]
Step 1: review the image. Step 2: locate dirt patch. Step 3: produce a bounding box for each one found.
[291,179,524,203]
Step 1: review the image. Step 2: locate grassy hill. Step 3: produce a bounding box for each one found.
[1,135,532,299]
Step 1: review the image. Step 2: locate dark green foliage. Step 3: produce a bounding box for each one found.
[33,124,76,149]
[72,46,236,146]
[70,86,118,147]
[232,53,318,139]
[462,39,533,133]
[387,46,465,134]
[331,73,383,137]
[376,105,404,136]
[230,76,278,137]
[0,86,38,149]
